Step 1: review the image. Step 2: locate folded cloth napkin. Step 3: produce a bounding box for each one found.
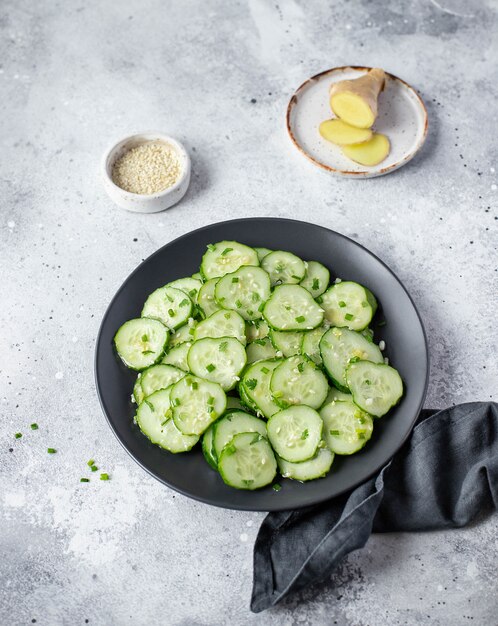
[251,402,498,613]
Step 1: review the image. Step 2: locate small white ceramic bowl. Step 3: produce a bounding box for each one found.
[101,132,191,213]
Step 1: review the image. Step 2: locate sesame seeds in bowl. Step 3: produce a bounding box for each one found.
[101,132,191,213]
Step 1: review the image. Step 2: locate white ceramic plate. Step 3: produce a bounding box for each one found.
[286,66,428,178]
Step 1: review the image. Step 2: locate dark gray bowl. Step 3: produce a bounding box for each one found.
[95,218,429,511]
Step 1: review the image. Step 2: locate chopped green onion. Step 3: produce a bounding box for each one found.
[191,381,198,390]
[87,459,95,467]
[179,299,189,307]
[338,301,346,308]
[295,315,305,323]
[231,277,239,283]
[100,473,110,481]
[235,299,242,308]
[47,448,57,454]
[297,362,305,373]
[30,423,39,430]
[90,465,98,472]
[245,378,258,390]
[251,292,260,302]
[221,247,233,256]
[316,296,323,304]
[172,397,181,407]
[219,341,228,352]
[291,274,301,280]
[247,309,253,316]
[312,278,320,291]
[258,302,265,312]
[141,334,148,342]
[188,289,197,298]
[206,363,216,373]
[261,366,270,374]
[80,478,90,483]
[345,313,354,321]
[207,396,215,405]
[272,483,282,492]
[253,338,266,346]
[330,430,341,436]
[168,308,176,317]
[207,244,216,252]
[224,312,231,319]
[301,429,309,440]
[361,301,369,308]
[15,432,22,439]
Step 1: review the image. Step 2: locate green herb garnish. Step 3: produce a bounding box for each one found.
[219,341,228,352]
[179,298,189,307]
[251,292,260,302]
[206,363,216,373]
[330,430,341,436]
[232,277,239,283]
[301,429,309,440]
[221,247,233,256]
[272,483,282,492]
[245,378,258,390]
[258,302,265,312]
[15,432,22,439]
[297,362,305,373]
[235,299,242,308]
[261,366,270,374]
[47,448,57,454]
[345,313,354,321]
[87,459,95,467]
[30,423,38,430]
[295,315,305,323]
[207,396,215,405]
[188,289,197,298]
[291,275,301,280]
[90,465,98,472]
[80,478,90,483]
[100,473,110,481]
[207,243,216,252]
[312,278,320,291]
[168,308,176,317]
[338,301,346,308]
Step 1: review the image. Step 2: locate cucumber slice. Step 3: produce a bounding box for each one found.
[169,320,196,347]
[245,319,269,342]
[187,337,246,391]
[246,337,277,364]
[300,261,330,298]
[133,375,144,404]
[301,325,329,365]
[213,411,267,458]
[346,361,403,417]
[240,359,283,418]
[140,364,186,397]
[261,250,306,286]
[114,318,169,371]
[269,329,304,357]
[197,278,222,319]
[194,310,246,345]
[142,286,193,330]
[267,405,323,462]
[278,447,334,481]
[320,400,374,454]
[255,247,272,262]
[320,327,383,392]
[270,356,329,409]
[218,432,277,490]
[170,375,226,435]
[161,342,191,371]
[166,277,203,302]
[136,388,199,453]
[201,241,259,280]
[215,266,271,321]
[202,424,218,469]
[319,282,377,331]
[323,386,352,405]
[263,284,324,331]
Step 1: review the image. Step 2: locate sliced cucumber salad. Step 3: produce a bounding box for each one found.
[115,240,404,490]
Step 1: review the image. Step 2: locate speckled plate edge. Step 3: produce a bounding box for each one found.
[94,218,430,511]
[286,66,429,178]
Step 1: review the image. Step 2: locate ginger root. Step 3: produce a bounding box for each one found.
[329,68,386,129]
[341,133,390,166]
[319,119,372,145]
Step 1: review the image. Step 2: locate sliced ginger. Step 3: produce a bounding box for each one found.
[341,133,390,166]
[329,68,386,129]
[319,119,372,145]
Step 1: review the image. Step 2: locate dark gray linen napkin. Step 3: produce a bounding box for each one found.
[251,402,498,613]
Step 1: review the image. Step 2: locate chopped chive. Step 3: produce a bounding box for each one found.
[297,362,305,373]
[191,381,198,390]
[365,379,371,385]
[208,405,215,413]
[90,465,98,472]
[272,483,282,492]
[349,356,360,364]
[168,308,176,317]
[179,298,190,307]
[30,423,39,430]
[338,301,346,308]
[251,292,260,302]
[15,432,22,439]
[207,243,216,252]
[247,310,254,316]
[221,247,233,256]
[291,275,301,280]
[47,448,56,454]
[219,341,228,352]
[235,299,243,308]
[356,431,366,439]
[254,339,266,346]
[258,302,265,312]
[141,334,148,342]
[206,364,216,373]
[245,378,258,390]
[301,429,309,440]
[207,396,215,405]
[80,478,90,483]
[330,430,341,436]
[188,289,197,298]
[172,398,181,407]
[261,366,270,374]
[312,278,320,291]
[224,312,231,319]
[361,301,369,308]
[100,473,110,481]
[316,296,323,304]
[231,277,239,283]
[166,294,174,303]
[295,315,305,323]
[87,459,95,467]
[345,313,354,321]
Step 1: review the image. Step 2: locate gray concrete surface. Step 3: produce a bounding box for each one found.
[1,0,497,624]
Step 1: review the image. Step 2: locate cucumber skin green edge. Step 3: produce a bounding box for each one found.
[202,426,218,469]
